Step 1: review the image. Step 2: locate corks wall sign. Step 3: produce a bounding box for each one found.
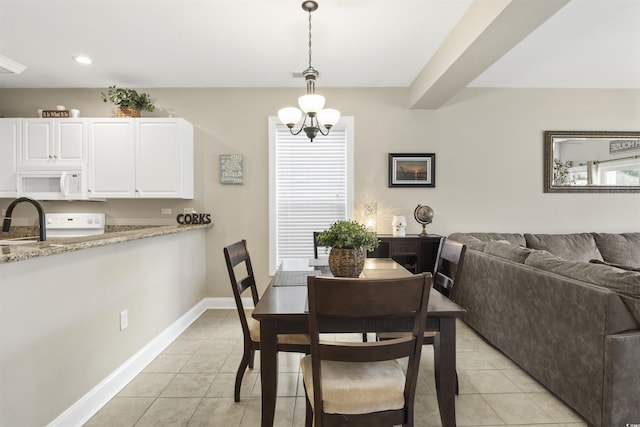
[177,213,212,225]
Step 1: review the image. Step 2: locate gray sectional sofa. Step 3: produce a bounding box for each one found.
[447,232,640,427]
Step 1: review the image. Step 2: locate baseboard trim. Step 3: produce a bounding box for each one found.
[47,297,245,427]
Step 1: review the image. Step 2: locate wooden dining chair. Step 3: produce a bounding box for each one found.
[223,240,309,402]
[376,238,467,393]
[301,273,432,426]
[432,238,467,301]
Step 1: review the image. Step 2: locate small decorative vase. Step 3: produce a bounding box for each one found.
[328,247,366,278]
[116,106,141,118]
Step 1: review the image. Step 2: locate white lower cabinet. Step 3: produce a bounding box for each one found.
[88,118,194,199]
[0,118,21,197]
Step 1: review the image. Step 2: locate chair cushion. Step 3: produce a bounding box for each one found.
[300,355,405,415]
[245,309,309,345]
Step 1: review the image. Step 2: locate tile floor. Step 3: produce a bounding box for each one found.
[85,309,587,427]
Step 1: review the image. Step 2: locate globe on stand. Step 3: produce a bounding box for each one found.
[414,205,434,237]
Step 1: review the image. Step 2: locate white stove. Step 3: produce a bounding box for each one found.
[45,213,106,238]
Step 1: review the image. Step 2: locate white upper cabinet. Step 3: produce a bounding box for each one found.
[88,118,194,199]
[0,118,21,197]
[21,118,86,166]
[135,119,194,198]
[88,119,136,198]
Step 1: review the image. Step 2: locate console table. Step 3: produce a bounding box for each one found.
[367,234,443,273]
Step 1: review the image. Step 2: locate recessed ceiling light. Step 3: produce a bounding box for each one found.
[73,56,92,65]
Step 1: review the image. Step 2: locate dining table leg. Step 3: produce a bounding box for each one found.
[259,319,278,427]
[434,318,457,427]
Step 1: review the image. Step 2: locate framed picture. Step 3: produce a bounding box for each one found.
[388,153,435,187]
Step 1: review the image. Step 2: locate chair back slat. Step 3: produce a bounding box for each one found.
[310,278,425,319]
[318,337,415,362]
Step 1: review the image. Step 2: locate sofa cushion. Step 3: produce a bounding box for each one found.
[589,259,640,272]
[484,240,533,264]
[524,233,603,262]
[467,232,526,246]
[448,233,525,251]
[525,250,640,297]
[525,250,640,323]
[592,233,640,268]
[447,233,487,251]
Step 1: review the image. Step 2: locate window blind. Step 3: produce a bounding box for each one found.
[274,125,348,264]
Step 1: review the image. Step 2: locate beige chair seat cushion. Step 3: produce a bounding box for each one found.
[300,355,406,415]
[245,310,309,345]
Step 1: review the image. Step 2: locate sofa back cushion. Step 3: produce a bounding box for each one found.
[448,233,526,251]
[524,233,603,262]
[525,249,640,327]
[592,233,640,268]
[447,233,487,251]
[484,240,533,264]
[525,250,640,295]
[467,232,526,246]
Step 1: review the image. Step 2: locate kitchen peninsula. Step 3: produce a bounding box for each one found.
[0,223,211,427]
[0,223,210,263]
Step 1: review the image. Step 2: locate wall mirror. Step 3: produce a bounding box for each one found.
[544,130,640,193]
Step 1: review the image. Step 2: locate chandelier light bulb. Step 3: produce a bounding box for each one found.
[278,107,303,126]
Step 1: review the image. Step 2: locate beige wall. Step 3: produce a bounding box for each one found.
[0,229,207,426]
[1,87,639,297]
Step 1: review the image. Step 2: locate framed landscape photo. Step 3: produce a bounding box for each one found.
[388,153,435,187]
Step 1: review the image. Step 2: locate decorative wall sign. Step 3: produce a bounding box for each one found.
[176,213,212,225]
[42,110,70,118]
[220,154,244,184]
[388,153,436,187]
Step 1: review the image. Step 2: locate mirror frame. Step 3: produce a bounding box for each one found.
[543,130,640,193]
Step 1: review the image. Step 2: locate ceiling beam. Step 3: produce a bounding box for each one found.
[408,0,570,110]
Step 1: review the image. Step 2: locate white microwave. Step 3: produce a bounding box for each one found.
[16,166,93,201]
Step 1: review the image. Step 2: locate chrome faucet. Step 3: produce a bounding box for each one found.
[2,197,46,241]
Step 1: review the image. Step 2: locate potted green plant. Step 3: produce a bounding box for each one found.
[316,220,379,277]
[101,85,155,117]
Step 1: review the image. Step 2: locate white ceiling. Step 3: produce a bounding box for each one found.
[0,0,639,96]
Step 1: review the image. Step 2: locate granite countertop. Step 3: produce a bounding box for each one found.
[0,224,211,264]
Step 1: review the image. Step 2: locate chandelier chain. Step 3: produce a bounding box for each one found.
[307,8,313,69]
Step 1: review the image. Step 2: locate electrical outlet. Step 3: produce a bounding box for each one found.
[161,208,172,215]
[120,310,128,331]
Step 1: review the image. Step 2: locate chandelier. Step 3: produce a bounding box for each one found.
[277,0,340,142]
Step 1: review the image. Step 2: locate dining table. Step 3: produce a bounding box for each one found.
[252,257,466,427]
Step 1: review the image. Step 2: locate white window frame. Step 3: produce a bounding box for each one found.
[268,116,354,275]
